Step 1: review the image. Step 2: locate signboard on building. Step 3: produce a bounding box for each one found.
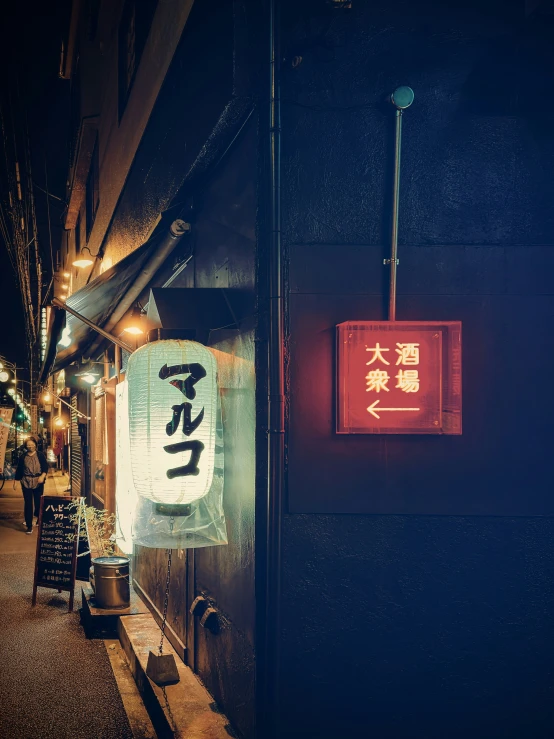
[31,404,38,434]
[40,307,49,363]
[336,321,462,435]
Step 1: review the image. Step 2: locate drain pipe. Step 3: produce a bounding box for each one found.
[85,218,191,359]
[262,0,284,734]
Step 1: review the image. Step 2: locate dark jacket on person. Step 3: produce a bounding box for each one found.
[15,451,48,482]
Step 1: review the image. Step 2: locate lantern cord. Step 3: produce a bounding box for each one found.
[159,516,175,655]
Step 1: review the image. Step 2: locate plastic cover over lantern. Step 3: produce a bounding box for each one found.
[126,338,227,549]
[115,381,136,555]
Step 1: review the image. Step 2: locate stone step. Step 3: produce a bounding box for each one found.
[118,613,232,739]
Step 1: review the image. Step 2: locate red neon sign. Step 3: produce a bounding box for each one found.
[336,321,462,435]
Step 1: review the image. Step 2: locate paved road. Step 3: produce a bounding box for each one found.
[0,471,134,738]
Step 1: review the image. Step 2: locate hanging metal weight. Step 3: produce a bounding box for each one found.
[146,517,180,685]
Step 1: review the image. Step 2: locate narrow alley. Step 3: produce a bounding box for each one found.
[0,471,137,739]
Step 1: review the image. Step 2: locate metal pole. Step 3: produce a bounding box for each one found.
[114,345,121,377]
[263,0,284,735]
[386,86,414,321]
[43,389,90,420]
[51,298,134,353]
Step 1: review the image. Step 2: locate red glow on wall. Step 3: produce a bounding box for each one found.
[336,321,462,435]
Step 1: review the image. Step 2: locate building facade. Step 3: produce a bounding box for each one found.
[40,0,554,737]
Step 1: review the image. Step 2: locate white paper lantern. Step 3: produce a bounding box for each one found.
[127,339,218,505]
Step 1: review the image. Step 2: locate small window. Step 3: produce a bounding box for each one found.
[86,137,99,240]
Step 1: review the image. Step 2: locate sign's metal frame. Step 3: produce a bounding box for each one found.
[32,495,80,612]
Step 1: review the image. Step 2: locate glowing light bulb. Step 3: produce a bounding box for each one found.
[58,327,71,348]
[123,325,144,336]
[72,257,94,268]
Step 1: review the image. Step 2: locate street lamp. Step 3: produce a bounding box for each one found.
[0,356,28,453]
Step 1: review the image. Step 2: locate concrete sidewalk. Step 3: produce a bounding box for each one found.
[0,470,136,738]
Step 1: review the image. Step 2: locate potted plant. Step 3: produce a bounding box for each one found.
[68,501,131,609]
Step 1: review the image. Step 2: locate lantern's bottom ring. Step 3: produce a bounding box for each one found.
[154,503,196,517]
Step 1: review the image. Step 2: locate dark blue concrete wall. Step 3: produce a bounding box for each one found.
[280,0,554,736]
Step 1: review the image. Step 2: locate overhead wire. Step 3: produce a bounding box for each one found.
[0,64,42,364]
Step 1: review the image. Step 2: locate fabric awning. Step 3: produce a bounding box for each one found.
[39,236,160,383]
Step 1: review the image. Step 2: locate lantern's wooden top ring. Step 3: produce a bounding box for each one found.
[154,503,195,517]
[147,328,198,343]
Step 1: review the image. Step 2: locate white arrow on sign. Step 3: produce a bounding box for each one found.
[367,399,420,419]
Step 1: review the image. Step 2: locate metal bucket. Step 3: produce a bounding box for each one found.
[90,556,130,609]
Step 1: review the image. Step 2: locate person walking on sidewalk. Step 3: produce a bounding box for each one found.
[15,436,48,535]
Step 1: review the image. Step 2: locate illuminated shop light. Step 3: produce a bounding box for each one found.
[123,305,144,336]
[80,373,99,385]
[57,327,72,348]
[72,247,95,268]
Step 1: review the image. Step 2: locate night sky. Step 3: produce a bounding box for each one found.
[0,1,70,369]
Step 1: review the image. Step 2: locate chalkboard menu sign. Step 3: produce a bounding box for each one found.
[32,496,79,612]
